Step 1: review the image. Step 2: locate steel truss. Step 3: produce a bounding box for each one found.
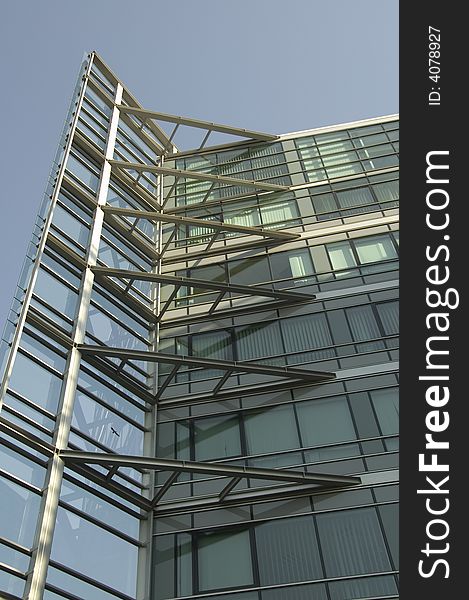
[116,105,279,154]
[78,344,336,405]
[101,204,300,264]
[59,450,361,515]
[108,160,290,210]
[92,266,313,324]
[0,414,360,515]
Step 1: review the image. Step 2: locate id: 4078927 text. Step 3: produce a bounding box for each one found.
[428,26,441,106]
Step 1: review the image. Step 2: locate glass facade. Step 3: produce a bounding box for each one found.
[0,52,398,600]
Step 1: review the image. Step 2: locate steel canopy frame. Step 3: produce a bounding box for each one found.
[116,105,279,154]
[101,204,301,265]
[91,267,314,324]
[59,450,361,514]
[108,161,291,211]
[101,205,298,240]
[78,344,337,404]
[78,344,335,382]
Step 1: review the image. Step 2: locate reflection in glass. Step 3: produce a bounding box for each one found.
[245,405,299,455]
[9,353,62,413]
[317,508,391,578]
[256,516,323,585]
[0,476,41,547]
[50,506,137,597]
[194,415,241,461]
[198,530,253,591]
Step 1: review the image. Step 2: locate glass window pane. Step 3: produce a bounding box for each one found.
[303,160,326,182]
[335,187,374,215]
[198,530,253,591]
[362,155,399,171]
[194,415,241,461]
[50,506,137,597]
[376,301,399,335]
[370,388,399,437]
[61,477,139,538]
[52,205,90,248]
[153,535,175,600]
[33,269,78,318]
[78,370,144,425]
[256,516,323,585]
[0,443,45,487]
[315,131,350,144]
[282,314,332,353]
[328,574,398,600]
[236,321,283,360]
[244,405,299,455]
[352,133,388,148]
[19,334,66,371]
[225,206,261,227]
[321,151,358,167]
[297,396,356,448]
[358,143,394,159]
[72,390,144,455]
[0,569,25,597]
[66,152,100,192]
[317,507,391,577]
[355,235,397,264]
[9,353,62,413]
[311,192,338,219]
[229,256,270,286]
[192,331,232,361]
[378,504,399,568]
[47,565,122,600]
[326,241,357,271]
[318,140,354,155]
[0,476,41,547]
[372,179,399,202]
[347,306,381,341]
[260,200,299,225]
[0,542,29,573]
[2,393,55,438]
[270,250,314,281]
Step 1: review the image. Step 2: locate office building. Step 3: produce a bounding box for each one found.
[0,52,399,600]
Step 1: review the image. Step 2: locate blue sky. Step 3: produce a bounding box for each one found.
[0,0,398,328]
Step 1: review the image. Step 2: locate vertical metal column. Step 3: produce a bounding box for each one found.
[23,78,124,600]
[136,157,165,600]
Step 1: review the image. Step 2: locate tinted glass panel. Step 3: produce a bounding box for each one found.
[244,405,299,455]
[194,415,241,461]
[317,507,391,577]
[198,530,253,591]
[256,516,323,585]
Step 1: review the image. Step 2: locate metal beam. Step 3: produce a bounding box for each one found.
[154,364,180,401]
[24,66,125,600]
[77,345,336,383]
[211,369,233,396]
[91,267,314,302]
[109,161,290,192]
[0,416,54,458]
[102,207,298,265]
[59,450,360,487]
[157,379,317,409]
[219,476,242,501]
[153,482,354,516]
[102,206,298,240]
[150,472,179,508]
[117,105,279,142]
